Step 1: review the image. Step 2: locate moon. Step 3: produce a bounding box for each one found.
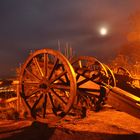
[99,27,108,36]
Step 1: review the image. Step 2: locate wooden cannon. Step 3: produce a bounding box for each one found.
[18,48,140,122]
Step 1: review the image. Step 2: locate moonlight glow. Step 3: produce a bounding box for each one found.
[99,27,108,36]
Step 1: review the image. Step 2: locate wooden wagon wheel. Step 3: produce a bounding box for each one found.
[117,67,132,77]
[116,66,133,85]
[103,64,116,87]
[71,56,109,111]
[19,48,76,122]
[71,56,109,85]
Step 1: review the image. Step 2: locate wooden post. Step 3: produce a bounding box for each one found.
[66,43,69,59]
[70,46,73,59]
[58,40,61,52]
[16,64,21,112]
[16,82,19,112]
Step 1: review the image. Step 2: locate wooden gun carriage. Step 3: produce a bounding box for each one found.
[18,48,140,122]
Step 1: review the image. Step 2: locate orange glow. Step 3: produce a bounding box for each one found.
[127,32,140,42]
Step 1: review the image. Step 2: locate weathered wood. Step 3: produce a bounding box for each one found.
[107,87,140,119]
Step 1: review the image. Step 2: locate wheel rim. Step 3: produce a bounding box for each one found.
[71,56,109,85]
[117,67,132,77]
[103,64,116,87]
[71,56,109,111]
[19,48,76,122]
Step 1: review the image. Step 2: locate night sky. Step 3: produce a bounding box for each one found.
[0,0,140,78]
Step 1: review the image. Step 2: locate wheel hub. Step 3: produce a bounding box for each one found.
[39,78,50,89]
[39,83,48,89]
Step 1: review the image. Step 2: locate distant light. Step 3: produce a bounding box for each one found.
[99,27,108,36]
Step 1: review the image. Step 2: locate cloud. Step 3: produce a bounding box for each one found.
[0,0,140,77]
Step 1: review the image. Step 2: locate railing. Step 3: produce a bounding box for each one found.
[0,81,20,111]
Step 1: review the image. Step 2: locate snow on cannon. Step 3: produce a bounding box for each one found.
[18,48,115,122]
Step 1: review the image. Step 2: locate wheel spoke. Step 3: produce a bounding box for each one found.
[43,94,47,118]
[62,65,69,83]
[20,90,32,110]
[33,57,44,77]
[26,88,41,99]
[31,93,43,111]
[50,70,67,84]
[48,92,57,115]
[49,58,59,80]
[51,89,67,105]
[77,72,102,87]
[61,90,70,99]
[23,80,39,85]
[57,78,67,84]
[25,68,41,80]
[51,83,70,90]
[77,78,89,87]
[44,53,48,78]
[76,74,80,81]
[71,59,79,65]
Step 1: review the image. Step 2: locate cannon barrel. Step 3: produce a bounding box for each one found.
[107,87,140,119]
